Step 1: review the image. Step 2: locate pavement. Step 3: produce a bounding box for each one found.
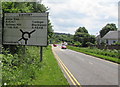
[52,45,119,86]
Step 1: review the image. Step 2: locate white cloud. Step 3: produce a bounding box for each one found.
[42,0,119,35]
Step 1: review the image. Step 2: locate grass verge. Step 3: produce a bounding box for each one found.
[68,46,120,64]
[2,46,69,85]
[31,46,69,85]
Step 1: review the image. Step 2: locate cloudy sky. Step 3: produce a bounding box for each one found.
[42,0,119,35]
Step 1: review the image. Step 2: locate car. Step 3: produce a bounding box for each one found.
[53,44,57,47]
[61,45,67,49]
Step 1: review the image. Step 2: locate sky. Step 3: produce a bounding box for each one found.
[42,0,119,35]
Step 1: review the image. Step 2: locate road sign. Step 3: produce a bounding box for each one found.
[3,13,48,46]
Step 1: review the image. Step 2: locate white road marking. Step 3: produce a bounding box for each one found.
[68,49,118,65]
[89,62,93,65]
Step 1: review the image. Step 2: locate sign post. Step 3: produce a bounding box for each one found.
[3,13,48,62]
[40,46,43,62]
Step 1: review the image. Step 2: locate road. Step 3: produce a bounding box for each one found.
[52,45,119,86]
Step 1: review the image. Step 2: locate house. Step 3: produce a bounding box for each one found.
[96,31,120,45]
[96,35,102,45]
[101,31,120,45]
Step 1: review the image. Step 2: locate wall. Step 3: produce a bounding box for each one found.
[108,39,118,45]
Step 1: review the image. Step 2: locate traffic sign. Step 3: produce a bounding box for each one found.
[3,13,48,46]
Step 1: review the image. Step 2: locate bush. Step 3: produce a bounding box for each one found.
[74,41,82,47]
[2,46,41,85]
[2,46,69,85]
[113,42,120,45]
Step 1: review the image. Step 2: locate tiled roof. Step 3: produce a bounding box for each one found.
[103,31,120,39]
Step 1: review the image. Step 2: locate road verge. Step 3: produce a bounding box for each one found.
[68,46,120,64]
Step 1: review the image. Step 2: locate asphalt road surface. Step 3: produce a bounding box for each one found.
[52,45,119,86]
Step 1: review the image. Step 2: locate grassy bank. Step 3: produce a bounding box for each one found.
[68,46,120,64]
[2,46,69,85]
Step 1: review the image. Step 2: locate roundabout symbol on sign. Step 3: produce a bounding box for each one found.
[18,29,36,45]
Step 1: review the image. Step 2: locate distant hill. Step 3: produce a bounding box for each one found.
[51,32,74,43]
[54,32,73,35]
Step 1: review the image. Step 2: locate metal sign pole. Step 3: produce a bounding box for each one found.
[24,45,26,55]
[40,46,43,62]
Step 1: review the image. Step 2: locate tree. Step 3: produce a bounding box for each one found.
[74,41,82,47]
[100,23,117,38]
[75,27,88,34]
[51,33,74,44]
[74,27,88,46]
[74,27,95,47]
[2,2,33,13]
[88,35,96,44]
[48,20,53,40]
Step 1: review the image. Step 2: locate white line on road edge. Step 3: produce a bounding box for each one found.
[89,62,93,65]
[68,49,119,66]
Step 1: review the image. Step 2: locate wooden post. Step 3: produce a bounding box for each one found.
[40,46,43,62]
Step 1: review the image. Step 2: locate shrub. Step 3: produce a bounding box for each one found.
[74,41,82,47]
[2,46,40,85]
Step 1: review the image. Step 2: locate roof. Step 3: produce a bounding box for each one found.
[96,35,101,39]
[96,35,101,40]
[102,31,120,39]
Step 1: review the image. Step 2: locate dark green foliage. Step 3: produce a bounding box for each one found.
[75,27,88,34]
[73,41,82,47]
[48,20,54,43]
[100,23,117,38]
[2,46,41,85]
[2,2,48,13]
[74,27,95,47]
[86,42,94,47]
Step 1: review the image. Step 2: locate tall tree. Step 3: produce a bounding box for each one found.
[100,23,117,38]
[74,27,95,47]
[48,20,54,41]
[75,27,88,34]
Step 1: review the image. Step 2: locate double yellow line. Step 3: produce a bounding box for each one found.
[52,48,82,87]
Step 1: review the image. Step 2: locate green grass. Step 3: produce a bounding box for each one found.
[2,46,69,85]
[68,46,120,64]
[31,46,69,85]
[0,54,2,87]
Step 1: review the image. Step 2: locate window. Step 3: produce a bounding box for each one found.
[106,40,108,44]
[113,41,116,43]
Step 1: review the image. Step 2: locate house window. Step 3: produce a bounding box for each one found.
[113,41,116,43]
[106,40,108,44]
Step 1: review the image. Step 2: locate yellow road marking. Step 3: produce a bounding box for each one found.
[52,47,82,87]
[57,55,81,86]
[56,55,76,85]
